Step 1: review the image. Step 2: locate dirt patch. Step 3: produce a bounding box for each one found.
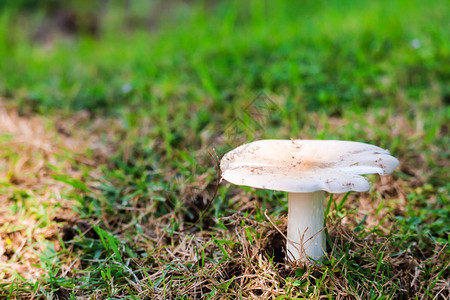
[0,101,104,281]
[0,101,448,298]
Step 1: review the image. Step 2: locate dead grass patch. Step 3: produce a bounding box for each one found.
[0,102,448,299]
[0,101,102,282]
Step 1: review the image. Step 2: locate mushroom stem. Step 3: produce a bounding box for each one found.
[287,191,326,262]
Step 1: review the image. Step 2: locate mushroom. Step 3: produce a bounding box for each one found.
[220,139,399,263]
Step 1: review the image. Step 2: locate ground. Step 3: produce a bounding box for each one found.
[0,0,449,299]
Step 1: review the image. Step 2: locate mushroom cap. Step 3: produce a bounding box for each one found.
[220,139,399,193]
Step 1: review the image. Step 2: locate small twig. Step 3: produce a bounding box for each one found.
[264,210,288,241]
[182,150,221,232]
[410,266,420,287]
[264,209,303,261]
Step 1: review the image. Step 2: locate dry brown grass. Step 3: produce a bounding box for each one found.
[118,108,448,299]
[0,101,99,282]
[0,101,448,299]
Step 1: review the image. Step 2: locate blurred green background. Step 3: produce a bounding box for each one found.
[1,0,448,114]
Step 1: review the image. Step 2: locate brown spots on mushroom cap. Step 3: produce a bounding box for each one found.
[250,167,264,175]
[220,139,399,193]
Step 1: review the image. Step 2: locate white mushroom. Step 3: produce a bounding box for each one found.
[220,139,399,263]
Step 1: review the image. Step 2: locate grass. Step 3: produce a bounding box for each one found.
[0,0,449,298]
